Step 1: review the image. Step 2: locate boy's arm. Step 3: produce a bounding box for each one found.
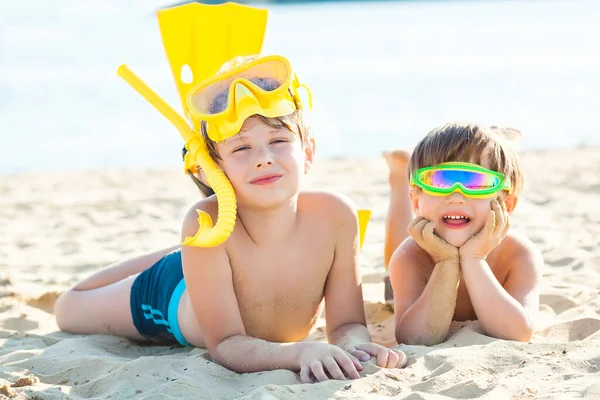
[180,201,300,372]
[390,241,460,346]
[460,243,541,342]
[459,199,541,342]
[323,194,406,369]
[180,200,361,381]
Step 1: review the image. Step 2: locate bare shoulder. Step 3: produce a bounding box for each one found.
[500,231,543,260]
[181,196,220,238]
[390,237,433,277]
[298,190,358,221]
[495,230,544,276]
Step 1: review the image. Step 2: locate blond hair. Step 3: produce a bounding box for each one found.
[409,122,524,196]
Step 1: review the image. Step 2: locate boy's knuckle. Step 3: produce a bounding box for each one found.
[339,358,351,367]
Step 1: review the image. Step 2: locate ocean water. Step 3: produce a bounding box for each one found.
[1,0,599,173]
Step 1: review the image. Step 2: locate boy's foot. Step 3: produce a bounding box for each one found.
[383,150,411,183]
[490,126,522,149]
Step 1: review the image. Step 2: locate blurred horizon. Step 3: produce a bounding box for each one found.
[1,0,599,173]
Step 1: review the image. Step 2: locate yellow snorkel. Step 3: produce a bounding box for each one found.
[117,65,236,247]
[117,2,268,247]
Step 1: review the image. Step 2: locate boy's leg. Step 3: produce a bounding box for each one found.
[55,275,143,340]
[55,245,179,339]
[383,150,413,304]
[72,245,179,291]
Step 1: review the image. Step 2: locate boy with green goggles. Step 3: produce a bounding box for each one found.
[410,162,512,198]
[383,122,542,346]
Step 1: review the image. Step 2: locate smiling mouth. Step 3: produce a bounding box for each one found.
[442,215,471,228]
[250,174,282,185]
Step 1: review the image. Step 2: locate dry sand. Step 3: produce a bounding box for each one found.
[1,148,599,399]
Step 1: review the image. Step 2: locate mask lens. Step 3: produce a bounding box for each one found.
[422,169,500,190]
[209,77,282,114]
[190,58,290,115]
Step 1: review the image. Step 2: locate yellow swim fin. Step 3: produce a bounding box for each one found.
[157,2,269,120]
[118,3,268,247]
[357,209,371,250]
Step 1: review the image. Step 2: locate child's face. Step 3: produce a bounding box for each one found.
[409,159,517,247]
[216,116,313,209]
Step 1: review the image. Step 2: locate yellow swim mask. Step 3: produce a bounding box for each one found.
[186,55,312,143]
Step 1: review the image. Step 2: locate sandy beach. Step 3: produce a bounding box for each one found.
[1,148,599,399]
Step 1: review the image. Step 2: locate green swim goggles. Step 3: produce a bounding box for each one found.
[410,162,512,198]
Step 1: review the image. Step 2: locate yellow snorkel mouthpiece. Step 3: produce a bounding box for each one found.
[117,65,236,247]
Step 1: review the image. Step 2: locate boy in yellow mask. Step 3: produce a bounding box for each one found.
[55,54,407,383]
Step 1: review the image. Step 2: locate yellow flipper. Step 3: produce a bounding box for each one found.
[357,209,372,250]
[116,3,268,247]
[157,2,268,120]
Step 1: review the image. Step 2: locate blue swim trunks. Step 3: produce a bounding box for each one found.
[130,249,191,346]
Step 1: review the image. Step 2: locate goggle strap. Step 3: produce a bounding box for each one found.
[290,74,302,110]
[289,73,313,111]
[301,83,313,110]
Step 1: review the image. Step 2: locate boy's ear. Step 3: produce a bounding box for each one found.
[409,187,421,216]
[304,138,316,174]
[504,194,518,214]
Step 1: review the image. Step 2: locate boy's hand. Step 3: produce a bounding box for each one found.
[408,217,459,263]
[459,198,510,260]
[298,343,363,383]
[344,342,407,369]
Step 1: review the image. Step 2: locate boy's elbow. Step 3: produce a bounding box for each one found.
[395,327,415,346]
[516,329,534,343]
[54,290,74,332]
[395,324,446,347]
[397,333,445,347]
[486,319,535,343]
[209,348,245,373]
[208,342,237,372]
[209,336,257,374]
[209,351,241,373]
[507,323,535,342]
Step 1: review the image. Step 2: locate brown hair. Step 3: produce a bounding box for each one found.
[409,121,524,195]
[200,111,312,162]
